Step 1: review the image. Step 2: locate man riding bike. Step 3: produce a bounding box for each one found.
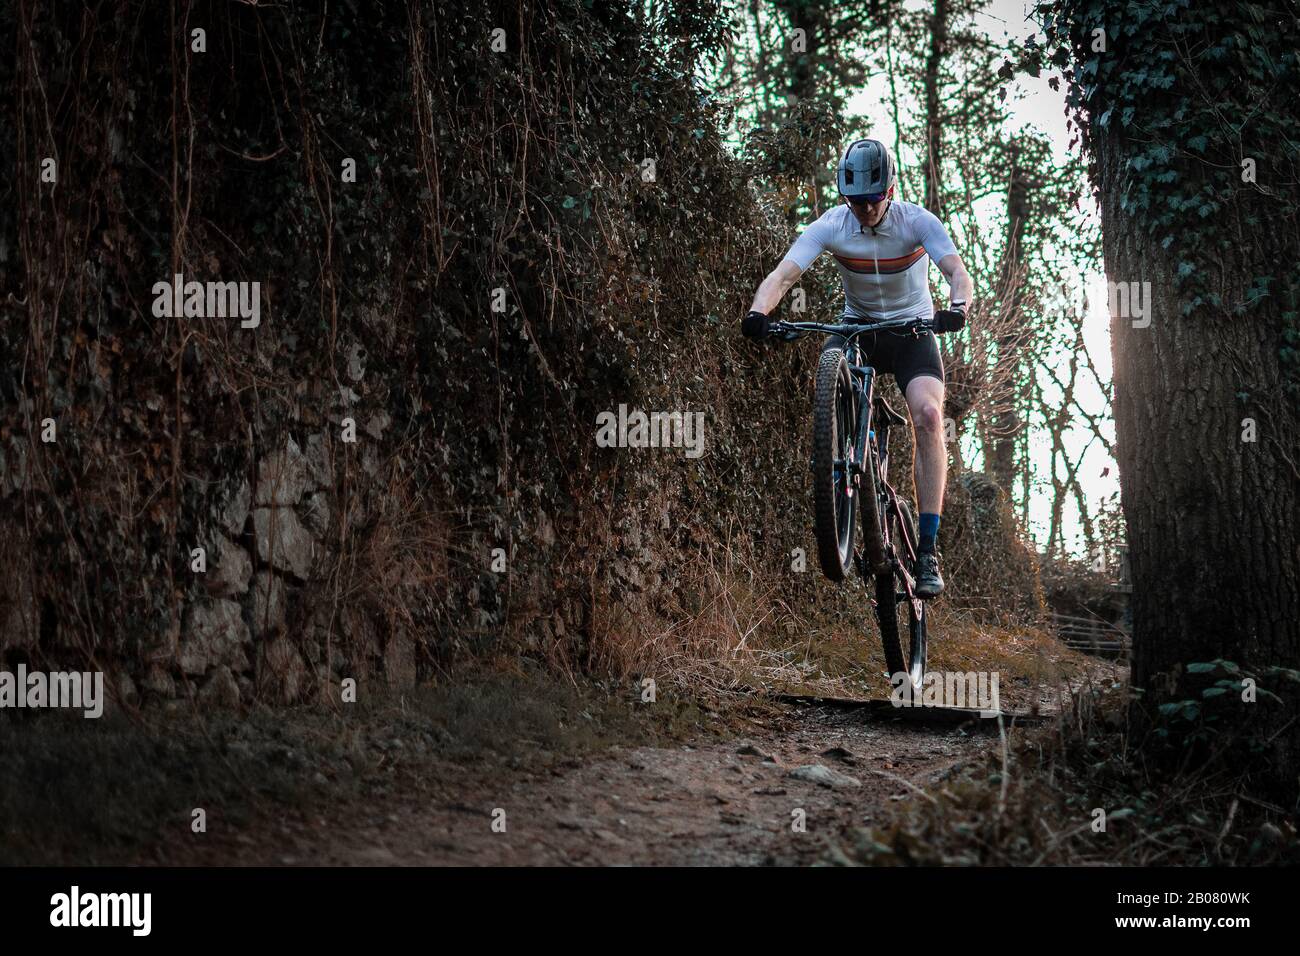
[741,138,973,599]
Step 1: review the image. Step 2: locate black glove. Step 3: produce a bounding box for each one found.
[933,304,967,333]
[742,310,771,340]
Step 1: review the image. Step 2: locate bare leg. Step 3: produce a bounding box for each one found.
[904,375,947,514]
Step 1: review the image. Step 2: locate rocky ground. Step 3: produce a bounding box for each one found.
[221,704,1008,866]
[1,646,1117,867]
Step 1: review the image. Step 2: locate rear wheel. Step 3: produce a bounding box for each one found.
[875,500,927,693]
[812,349,857,581]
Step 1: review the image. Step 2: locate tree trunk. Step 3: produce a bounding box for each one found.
[776,0,818,105]
[921,0,947,213]
[1097,127,1300,779]
[988,141,1028,493]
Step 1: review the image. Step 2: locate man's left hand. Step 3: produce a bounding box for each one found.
[934,304,967,333]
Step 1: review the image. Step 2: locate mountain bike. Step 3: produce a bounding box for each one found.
[768,312,960,694]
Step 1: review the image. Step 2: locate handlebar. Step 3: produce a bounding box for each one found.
[768,313,952,340]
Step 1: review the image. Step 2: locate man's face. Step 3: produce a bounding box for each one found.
[845,185,894,228]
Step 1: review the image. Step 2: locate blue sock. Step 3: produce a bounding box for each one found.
[918,513,940,553]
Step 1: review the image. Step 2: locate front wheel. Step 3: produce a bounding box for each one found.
[811,349,858,581]
[875,500,927,694]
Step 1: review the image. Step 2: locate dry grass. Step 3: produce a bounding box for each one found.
[312,445,453,672]
[837,675,1300,866]
[578,529,1101,716]
[585,545,782,698]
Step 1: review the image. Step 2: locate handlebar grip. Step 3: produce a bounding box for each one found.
[933,310,966,334]
[742,310,771,339]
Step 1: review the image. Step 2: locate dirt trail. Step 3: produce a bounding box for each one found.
[188,701,1011,866]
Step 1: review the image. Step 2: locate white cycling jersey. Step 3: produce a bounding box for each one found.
[783,200,957,321]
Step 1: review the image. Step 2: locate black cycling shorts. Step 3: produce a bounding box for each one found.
[820,328,944,396]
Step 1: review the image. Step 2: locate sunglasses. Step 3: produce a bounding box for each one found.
[847,192,888,206]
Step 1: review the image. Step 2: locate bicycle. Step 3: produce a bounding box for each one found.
[768,311,962,694]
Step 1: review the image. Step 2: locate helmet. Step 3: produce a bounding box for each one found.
[837,138,895,199]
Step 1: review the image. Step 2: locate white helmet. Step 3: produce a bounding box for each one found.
[837,138,895,199]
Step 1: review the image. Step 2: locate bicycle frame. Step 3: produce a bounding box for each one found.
[870,394,920,590]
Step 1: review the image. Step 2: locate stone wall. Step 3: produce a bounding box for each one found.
[0,1,1042,712]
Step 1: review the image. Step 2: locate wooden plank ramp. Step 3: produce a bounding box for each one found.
[774,693,1050,730]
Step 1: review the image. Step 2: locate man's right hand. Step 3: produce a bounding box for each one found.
[742,310,771,340]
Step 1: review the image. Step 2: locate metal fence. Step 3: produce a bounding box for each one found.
[1051,611,1131,658]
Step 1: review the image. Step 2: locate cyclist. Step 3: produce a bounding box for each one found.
[742,138,973,598]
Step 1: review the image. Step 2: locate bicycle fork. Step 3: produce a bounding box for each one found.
[845,365,875,498]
